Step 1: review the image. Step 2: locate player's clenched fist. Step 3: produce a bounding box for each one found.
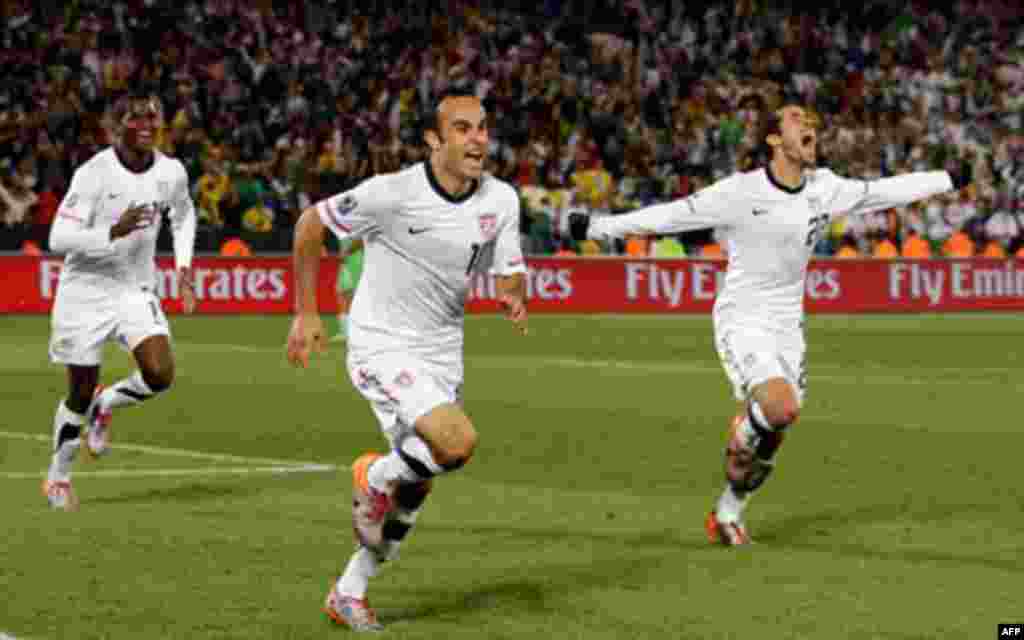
[109,204,156,240]
[287,313,326,368]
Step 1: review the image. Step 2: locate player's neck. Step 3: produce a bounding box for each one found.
[114,144,155,174]
[767,156,805,192]
[427,156,476,202]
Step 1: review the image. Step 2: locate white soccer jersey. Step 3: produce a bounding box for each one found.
[49,147,196,290]
[590,167,954,331]
[317,162,525,367]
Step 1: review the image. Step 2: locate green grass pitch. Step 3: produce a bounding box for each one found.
[1,313,1021,639]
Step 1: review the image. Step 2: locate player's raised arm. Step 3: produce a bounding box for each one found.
[822,165,968,218]
[168,162,197,313]
[287,178,385,367]
[567,175,744,244]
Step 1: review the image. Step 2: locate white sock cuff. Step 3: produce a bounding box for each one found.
[748,399,773,432]
[58,400,87,425]
[130,371,155,395]
[399,434,443,477]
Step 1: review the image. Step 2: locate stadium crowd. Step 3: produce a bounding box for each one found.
[2,0,1024,258]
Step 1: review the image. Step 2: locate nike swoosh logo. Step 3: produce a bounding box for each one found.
[408,227,432,235]
[108,193,121,199]
[752,208,769,216]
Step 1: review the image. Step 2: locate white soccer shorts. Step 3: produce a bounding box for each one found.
[347,354,463,446]
[49,283,170,366]
[714,324,806,404]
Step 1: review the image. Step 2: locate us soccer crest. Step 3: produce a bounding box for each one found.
[478,213,498,240]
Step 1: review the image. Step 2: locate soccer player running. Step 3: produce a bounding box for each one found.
[44,91,197,510]
[566,104,971,545]
[286,90,528,631]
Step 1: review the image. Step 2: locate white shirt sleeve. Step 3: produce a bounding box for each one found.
[316,175,389,242]
[48,164,111,254]
[491,192,526,276]
[821,168,954,218]
[168,162,196,270]
[588,174,745,241]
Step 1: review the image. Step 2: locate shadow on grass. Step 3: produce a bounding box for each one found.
[755,501,1024,573]
[88,481,262,505]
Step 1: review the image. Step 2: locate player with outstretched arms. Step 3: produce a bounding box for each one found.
[43,91,197,510]
[566,103,972,545]
[286,90,527,631]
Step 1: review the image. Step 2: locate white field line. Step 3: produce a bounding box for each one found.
[1,634,23,640]
[0,430,337,481]
[0,464,334,480]
[0,431,324,467]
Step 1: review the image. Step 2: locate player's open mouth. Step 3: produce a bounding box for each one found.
[465,152,484,164]
[801,134,815,149]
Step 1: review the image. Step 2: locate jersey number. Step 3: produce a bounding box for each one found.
[805,214,830,248]
[466,243,482,275]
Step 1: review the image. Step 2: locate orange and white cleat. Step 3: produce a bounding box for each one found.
[42,479,79,511]
[324,583,383,632]
[706,510,752,546]
[351,452,395,550]
[84,385,113,459]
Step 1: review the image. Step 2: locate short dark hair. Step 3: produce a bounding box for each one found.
[104,89,162,130]
[421,88,479,145]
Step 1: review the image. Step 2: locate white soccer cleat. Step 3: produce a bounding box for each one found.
[323,583,383,632]
[85,386,113,459]
[42,479,79,511]
[706,510,753,546]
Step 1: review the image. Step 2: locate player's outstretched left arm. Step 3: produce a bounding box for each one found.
[825,163,973,218]
[287,207,328,368]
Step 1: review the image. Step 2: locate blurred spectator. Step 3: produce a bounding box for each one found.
[624,234,648,257]
[553,237,576,257]
[943,230,976,257]
[835,236,862,258]
[872,235,899,258]
[0,161,38,250]
[650,234,686,258]
[195,151,235,228]
[31,175,61,250]
[0,0,1022,256]
[901,230,932,258]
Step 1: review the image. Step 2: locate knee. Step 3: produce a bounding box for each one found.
[443,421,478,469]
[141,360,175,392]
[764,401,799,429]
[434,421,478,470]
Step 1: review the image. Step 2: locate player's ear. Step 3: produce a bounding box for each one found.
[424,129,442,151]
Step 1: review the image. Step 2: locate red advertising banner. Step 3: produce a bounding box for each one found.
[3,255,1024,314]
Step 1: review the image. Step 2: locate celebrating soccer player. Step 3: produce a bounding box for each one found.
[44,91,197,510]
[286,90,527,631]
[567,103,971,545]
